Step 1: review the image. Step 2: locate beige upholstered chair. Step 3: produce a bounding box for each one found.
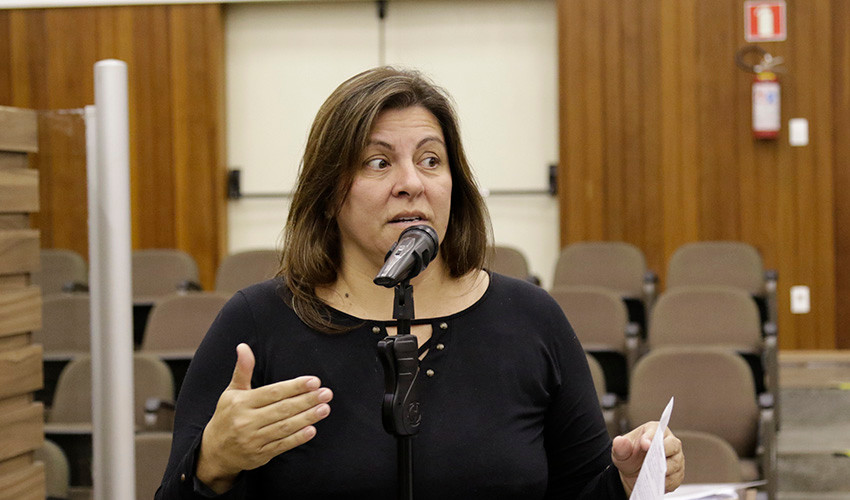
[132,249,201,304]
[141,292,229,394]
[550,285,640,398]
[45,354,175,488]
[32,294,91,360]
[486,245,538,283]
[677,430,743,484]
[31,248,88,296]
[34,439,71,500]
[628,347,776,498]
[141,292,228,359]
[650,284,780,429]
[552,242,656,331]
[666,241,778,329]
[135,432,173,500]
[46,353,174,429]
[585,353,622,439]
[214,249,280,293]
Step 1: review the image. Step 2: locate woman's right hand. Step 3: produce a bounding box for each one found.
[196,343,333,493]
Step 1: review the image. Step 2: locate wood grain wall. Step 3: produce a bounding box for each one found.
[0,4,226,289]
[0,106,46,499]
[558,0,848,349]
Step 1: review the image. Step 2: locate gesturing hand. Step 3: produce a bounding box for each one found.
[611,422,684,497]
[196,343,334,493]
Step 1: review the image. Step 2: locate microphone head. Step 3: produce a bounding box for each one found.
[373,225,439,287]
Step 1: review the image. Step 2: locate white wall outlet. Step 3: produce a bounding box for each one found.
[790,285,811,314]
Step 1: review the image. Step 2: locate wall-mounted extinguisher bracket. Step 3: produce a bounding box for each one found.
[735,45,785,140]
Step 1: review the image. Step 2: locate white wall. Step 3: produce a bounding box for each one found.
[225,0,560,287]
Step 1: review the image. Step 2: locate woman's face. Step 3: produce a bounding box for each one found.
[336,105,453,273]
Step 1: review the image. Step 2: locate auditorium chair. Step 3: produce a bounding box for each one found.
[31,248,88,296]
[135,432,173,500]
[215,249,280,294]
[550,285,641,399]
[627,347,776,499]
[676,430,743,484]
[486,245,540,284]
[552,242,656,334]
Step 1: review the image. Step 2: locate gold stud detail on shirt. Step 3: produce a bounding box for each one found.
[180,473,186,482]
[436,343,445,350]
[426,369,435,377]
[439,322,448,330]
[372,326,382,334]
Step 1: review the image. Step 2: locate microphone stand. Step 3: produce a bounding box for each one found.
[377,277,421,500]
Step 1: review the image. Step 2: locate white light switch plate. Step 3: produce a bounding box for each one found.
[790,285,810,314]
[789,118,809,146]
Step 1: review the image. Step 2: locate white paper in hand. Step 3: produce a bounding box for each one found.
[629,397,674,500]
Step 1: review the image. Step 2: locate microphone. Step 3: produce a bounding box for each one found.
[373,225,439,288]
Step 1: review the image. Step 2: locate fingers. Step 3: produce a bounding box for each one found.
[228,343,255,391]
[259,398,334,456]
[664,432,685,492]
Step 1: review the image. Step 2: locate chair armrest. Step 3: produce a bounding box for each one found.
[61,281,89,293]
[624,322,643,375]
[144,397,176,431]
[757,400,778,500]
[176,280,203,292]
[642,270,658,306]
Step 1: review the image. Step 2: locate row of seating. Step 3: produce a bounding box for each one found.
[41,354,176,495]
[37,433,172,500]
[32,248,281,299]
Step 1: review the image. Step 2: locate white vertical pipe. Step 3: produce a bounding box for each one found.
[87,59,136,500]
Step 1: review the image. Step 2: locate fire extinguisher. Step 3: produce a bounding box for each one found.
[736,45,784,140]
[752,70,780,139]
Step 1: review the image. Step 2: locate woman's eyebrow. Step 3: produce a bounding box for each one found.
[417,136,445,149]
[367,139,394,150]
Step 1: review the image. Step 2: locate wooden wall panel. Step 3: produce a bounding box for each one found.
[834,0,850,349]
[0,287,40,339]
[0,462,45,500]
[0,5,226,289]
[559,0,846,349]
[0,105,43,497]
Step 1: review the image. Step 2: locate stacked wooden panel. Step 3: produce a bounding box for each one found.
[0,105,45,499]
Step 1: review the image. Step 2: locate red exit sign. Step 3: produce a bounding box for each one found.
[744,1,787,42]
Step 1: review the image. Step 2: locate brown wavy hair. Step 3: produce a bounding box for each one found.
[279,66,490,332]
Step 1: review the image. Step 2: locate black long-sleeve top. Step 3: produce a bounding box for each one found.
[156,273,627,499]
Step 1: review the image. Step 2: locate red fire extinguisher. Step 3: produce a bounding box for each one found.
[752,70,780,139]
[736,45,784,140]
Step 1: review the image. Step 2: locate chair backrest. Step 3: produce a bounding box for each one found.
[553,242,647,296]
[32,294,91,356]
[48,354,174,427]
[486,245,531,280]
[649,286,763,352]
[132,249,200,302]
[33,439,70,499]
[32,248,87,296]
[667,241,765,295]
[585,353,606,402]
[215,249,280,293]
[676,430,743,484]
[628,347,758,457]
[141,292,229,355]
[549,286,629,352]
[135,432,173,500]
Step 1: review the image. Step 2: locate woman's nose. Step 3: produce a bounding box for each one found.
[392,162,425,197]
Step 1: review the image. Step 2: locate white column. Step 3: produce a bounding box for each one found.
[86,59,135,500]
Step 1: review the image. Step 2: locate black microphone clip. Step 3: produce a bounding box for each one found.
[377,334,422,436]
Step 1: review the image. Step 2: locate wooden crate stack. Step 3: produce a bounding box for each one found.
[0,106,46,498]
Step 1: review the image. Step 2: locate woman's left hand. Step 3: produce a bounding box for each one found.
[611,422,684,496]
